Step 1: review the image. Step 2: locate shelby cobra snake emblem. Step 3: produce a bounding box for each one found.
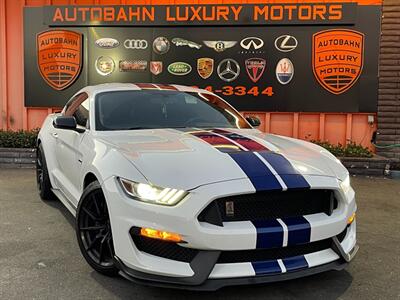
[37,30,82,90]
[312,29,364,95]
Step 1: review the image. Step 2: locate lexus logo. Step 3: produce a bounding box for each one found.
[217,59,240,82]
[240,37,264,50]
[124,39,148,49]
[275,35,298,52]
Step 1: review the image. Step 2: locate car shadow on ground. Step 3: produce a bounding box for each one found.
[43,195,354,300]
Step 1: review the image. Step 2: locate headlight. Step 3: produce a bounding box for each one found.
[340,174,351,194]
[118,178,188,206]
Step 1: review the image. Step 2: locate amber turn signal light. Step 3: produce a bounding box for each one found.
[347,212,356,225]
[140,227,183,243]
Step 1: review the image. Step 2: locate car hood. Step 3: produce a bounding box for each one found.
[95,128,347,191]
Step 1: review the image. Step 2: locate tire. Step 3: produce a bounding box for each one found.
[36,143,54,200]
[76,181,119,276]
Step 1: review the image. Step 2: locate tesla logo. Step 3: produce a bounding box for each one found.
[245,58,266,83]
[124,39,148,49]
[275,35,298,52]
[240,37,264,50]
[37,30,82,90]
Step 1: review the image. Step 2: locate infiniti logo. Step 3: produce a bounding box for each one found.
[124,39,148,49]
[274,35,298,52]
[240,37,264,50]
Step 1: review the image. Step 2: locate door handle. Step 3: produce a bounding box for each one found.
[52,132,58,138]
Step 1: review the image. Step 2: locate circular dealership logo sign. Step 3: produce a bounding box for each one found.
[153,37,170,54]
[95,56,115,76]
[217,59,240,82]
[276,58,294,85]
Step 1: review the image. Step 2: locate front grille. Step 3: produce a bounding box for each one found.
[132,235,198,263]
[217,239,332,264]
[199,189,337,225]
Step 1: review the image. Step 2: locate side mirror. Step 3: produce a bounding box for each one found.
[53,116,85,133]
[246,116,261,127]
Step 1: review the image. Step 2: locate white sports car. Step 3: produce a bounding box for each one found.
[36,83,358,290]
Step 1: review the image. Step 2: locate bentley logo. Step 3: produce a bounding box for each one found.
[172,38,202,49]
[168,62,192,76]
[203,41,237,52]
[153,37,170,55]
[150,61,163,75]
[124,39,148,49]
[313,29,364,95]
[240,37,264,50]
[95,38,119,49]
[119,60,147,72]
[95,56,115,76]
[274,35,298,52]
[245,58,266,83]
[197,58,214,79]
[217,59,240,82]
[276,58,294,85]
[37,30,82,90]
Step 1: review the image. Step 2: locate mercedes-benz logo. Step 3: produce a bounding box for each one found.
[217,59,240,82]
[124,39,148,49]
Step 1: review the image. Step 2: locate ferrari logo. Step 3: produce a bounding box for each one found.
[197,58,214,79]
[313,29,364,95]
[37,30,82,90]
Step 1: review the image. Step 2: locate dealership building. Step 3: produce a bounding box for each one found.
[0,0,399,159]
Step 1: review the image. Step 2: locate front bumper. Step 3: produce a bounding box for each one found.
[103,175,357,289]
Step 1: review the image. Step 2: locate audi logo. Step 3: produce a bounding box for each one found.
[124,39,148,49]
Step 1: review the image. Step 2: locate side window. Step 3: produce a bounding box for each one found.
[63,93,90,128]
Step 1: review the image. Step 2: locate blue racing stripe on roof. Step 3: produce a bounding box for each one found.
[228,151,282,191]
[282,217,311,246]
[253,219,284,249]
[282,255,309,272]
[257,151,310,189]
[252,260,282,275]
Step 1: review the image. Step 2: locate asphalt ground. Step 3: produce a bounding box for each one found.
[0,169,399,300]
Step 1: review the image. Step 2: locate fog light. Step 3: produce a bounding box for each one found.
[140,227,182,243]
[347,212,356,225]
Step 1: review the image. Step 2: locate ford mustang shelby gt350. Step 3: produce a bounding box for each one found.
[36,83,358,290]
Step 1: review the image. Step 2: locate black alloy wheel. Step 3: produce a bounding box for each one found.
[36,144,53,200]
[76,181,118,276]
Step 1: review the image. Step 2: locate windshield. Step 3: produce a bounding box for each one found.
[95,90,251,131]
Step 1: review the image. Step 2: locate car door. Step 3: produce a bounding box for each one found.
[53,93,89,205]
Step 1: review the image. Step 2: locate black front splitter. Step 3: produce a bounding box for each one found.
[113,256,348,291]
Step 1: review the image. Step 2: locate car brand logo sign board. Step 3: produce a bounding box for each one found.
[276,58,294,85]
[240,37,264,50]
[95,38,119,49]
[168,62,192,76]
[95,56,115,76]
[124,39,148,49]
[119,60,147,72]
[313,29,364,95]
[245,58,266,83]
[217,59,240,82]
[203,41,237,52]
[172,38,202,49]
[153,37,170,54]
[37,30,82,90]
[197,58,214,79]
[274,35,298,52]
[150,61,163,75]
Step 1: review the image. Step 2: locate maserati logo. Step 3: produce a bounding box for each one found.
[124,39,148,49]
[274,35,298,52]
[95,38,119,49]
[37,30,82,90]
[153,37,170,54]
[240,37,264,50]
[313,29,364,94]
[197,58,214,79]
[150,61,163,75]
[203,41,237,52]
[217,59,240,82]
[245,58,266,83]
[276,58,294,85]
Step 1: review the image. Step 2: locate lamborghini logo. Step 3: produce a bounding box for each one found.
[37,30,82,90]
[312,29,364,95]
[197,58,214,79]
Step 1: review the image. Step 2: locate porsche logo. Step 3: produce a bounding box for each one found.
[37,30,82,90]
[312,29,364,95]
[197,58,214,79]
